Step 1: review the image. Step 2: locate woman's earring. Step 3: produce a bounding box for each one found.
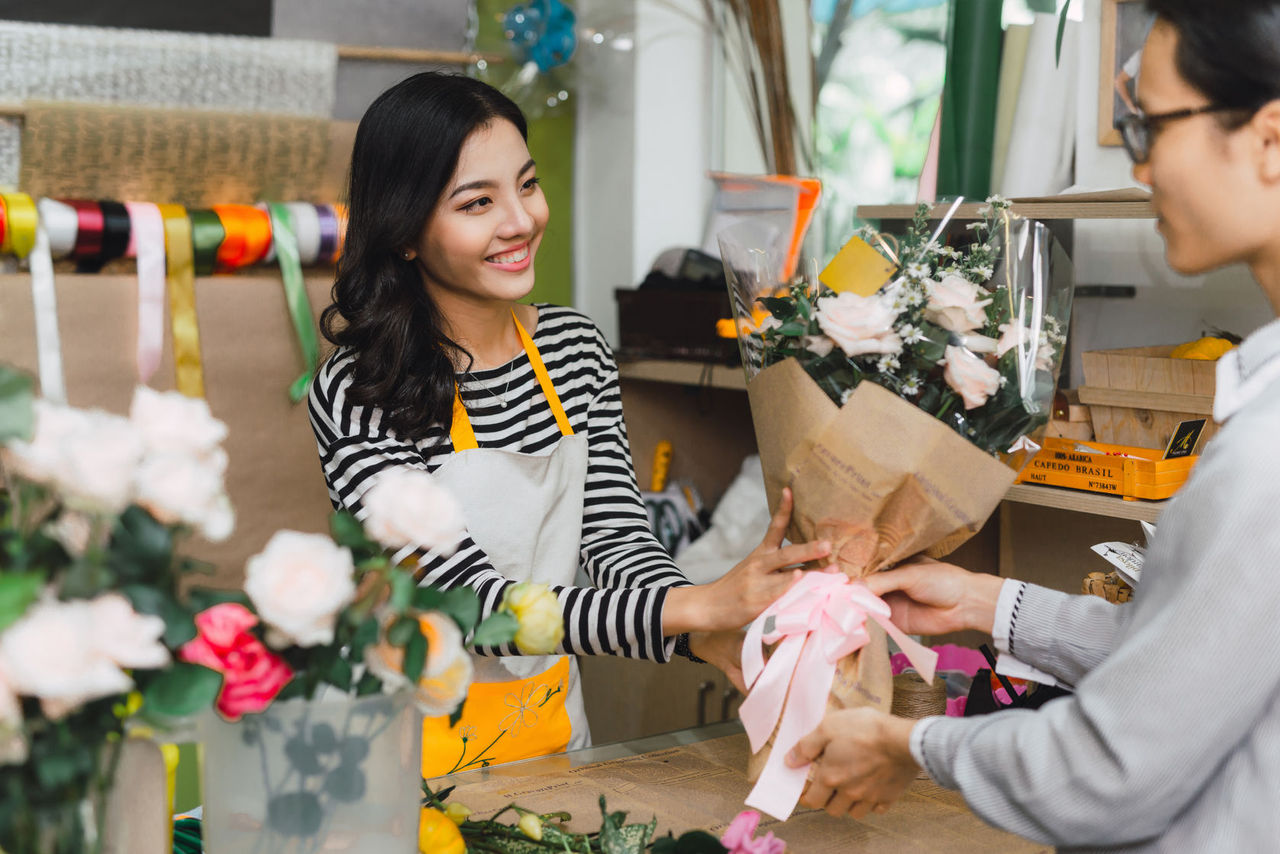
[402,251,412,260]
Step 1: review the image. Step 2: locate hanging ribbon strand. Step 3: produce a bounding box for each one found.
[157,204,205,398]
[266,202,320,403]
[125,202,167,385]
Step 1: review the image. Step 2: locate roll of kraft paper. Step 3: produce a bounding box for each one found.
[937,0,1003,201]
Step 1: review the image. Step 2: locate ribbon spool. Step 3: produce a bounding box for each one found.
[37,198,79,259]
[316,205,339,265]
[187,209,225,278]
[1,193,38,260]
[72,200,131,274]
[285,202,322,266]
[211,204,273,271]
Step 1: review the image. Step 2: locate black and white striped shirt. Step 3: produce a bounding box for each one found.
[308,305,690,662]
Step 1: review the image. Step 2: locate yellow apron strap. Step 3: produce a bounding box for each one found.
[450,386,479,451]
[512,310,574,438]
[448,310,573,451]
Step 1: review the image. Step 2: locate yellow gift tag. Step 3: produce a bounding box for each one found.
[819,236,898,296]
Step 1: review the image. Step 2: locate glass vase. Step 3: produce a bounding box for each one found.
[200,691,423,854]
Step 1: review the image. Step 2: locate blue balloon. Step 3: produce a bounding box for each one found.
[503,0,577,73]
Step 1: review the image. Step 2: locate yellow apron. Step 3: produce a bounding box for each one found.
[422,311,591,777]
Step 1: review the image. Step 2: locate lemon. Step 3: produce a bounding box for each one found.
[419,806,466,854]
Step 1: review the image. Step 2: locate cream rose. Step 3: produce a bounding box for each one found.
[134,450,233,541]
[502,582,564,655]
[802,335,835,357]
[943,345,1002,410]
[360,467,466,554]
[130,386,228,458]
[924,275,992,333]
[244,531,357,648]
[57,410,145,515]
[87,594,170,670]
[1,400,80,485]
[814,292,902,357]
[364,611,473,717]
[997,323,1054,372]
[0,598,133,717]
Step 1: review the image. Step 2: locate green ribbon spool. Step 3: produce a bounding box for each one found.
[187,209,226,278]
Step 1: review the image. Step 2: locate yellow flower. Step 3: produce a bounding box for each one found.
[517,812,543,841]
[502,582,564,655]
[444,802,472,826]
[364,611,473,717]
[419,806,466,854]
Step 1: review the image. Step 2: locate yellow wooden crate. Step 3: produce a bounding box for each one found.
[1079,345,1217,450]
[1015,436,1196,501]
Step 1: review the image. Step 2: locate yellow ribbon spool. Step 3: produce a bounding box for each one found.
[1,193,38,259]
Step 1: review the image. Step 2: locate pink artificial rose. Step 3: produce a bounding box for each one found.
[815,292,903,357]
[721,810,786,854]
[179,603,293,721]
[923,275,992,333]
[942,345,1002,410]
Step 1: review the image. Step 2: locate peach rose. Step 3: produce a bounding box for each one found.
[365,611,473,717]
[924,275,992,333]
[129,386,228,458]
[360,467,466,555]
[943,345,1002,410]
[179,603,293,721]
[997,323,1054,372]
[814,292,902,357]
[243,531,356,648]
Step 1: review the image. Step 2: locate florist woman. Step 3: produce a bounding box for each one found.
[788,1,1280,851]
[309,72,831,776]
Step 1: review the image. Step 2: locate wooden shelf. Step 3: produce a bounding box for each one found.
[618,359,747,391]
[857,197,1154,221]
[1003,483,1167,523]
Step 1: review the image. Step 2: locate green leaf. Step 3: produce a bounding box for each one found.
[121,584,196,648]
[330,511,374,551]
[327,656,354,693]
[411,586,444,612]
[0,571,44,633]
[387,615,418,647]
[0,365,34,443]
[755,297,795,320]
[108,505,174,582]
[1055,1,1071,67]
[438,587,481,633]
[389,569,415,612]
[402,627,427,683]
[59,556,116,599]
[142,662,224,720]
[471,611,519,647]
[448,697,466,727]
[349,615,379,662]
[185,587,251,613]
[355,671,383,697]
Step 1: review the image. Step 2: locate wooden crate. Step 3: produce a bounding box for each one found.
[1015,437,1196,501]
[1079,345,1217,450]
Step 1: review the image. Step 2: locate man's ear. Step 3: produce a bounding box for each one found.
[1251,100,1280,183]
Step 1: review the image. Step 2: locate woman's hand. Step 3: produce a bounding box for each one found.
[864,556,1004,637]
[664,488,833,635]
[786,707,919,819]
[687,630,748,693]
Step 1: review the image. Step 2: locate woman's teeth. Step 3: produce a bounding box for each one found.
[488,246,529,264]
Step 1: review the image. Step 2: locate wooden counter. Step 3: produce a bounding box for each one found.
[431,722,1048,853]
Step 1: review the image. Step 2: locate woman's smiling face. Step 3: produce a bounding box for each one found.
[411,118,548,304]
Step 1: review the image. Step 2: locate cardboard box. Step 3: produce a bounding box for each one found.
[1079,345,1218,450]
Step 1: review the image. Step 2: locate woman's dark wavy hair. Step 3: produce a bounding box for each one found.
[1146,0,1280,129]
[321,72,527,441]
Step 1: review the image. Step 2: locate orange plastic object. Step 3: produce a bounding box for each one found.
[1015,436,1196,501]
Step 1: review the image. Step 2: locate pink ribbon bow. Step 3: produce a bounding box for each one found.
[739,571,938,820]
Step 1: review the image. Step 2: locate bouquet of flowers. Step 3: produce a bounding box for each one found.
[0,368,235,854]
[719,197,1073,819]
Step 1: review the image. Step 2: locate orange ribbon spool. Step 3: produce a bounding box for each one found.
[211,204,273,271]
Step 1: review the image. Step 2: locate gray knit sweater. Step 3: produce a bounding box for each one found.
[916,316,1280,852]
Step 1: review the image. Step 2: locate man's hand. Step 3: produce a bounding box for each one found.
[785,707,920,819]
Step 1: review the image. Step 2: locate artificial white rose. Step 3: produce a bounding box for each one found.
[134,450,232,539]
[200,494,236,542]
[0,598,133,717]
[0,663,26,766]
[996,323,1055,372]
[923,275,992,333]
[244,531,357,648]
[814,292,903,358]
[130,385,228,458]
[0,400,82,485]
[942,345,1002,410]
[57,411,145,515]
[502,582,564,655]
[361,467,466,554]
[87,594,170,670]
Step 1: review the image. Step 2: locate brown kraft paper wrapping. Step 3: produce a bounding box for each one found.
[744,357,1015,782]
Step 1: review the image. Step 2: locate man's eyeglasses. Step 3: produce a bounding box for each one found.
[1118,104,1246,164]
